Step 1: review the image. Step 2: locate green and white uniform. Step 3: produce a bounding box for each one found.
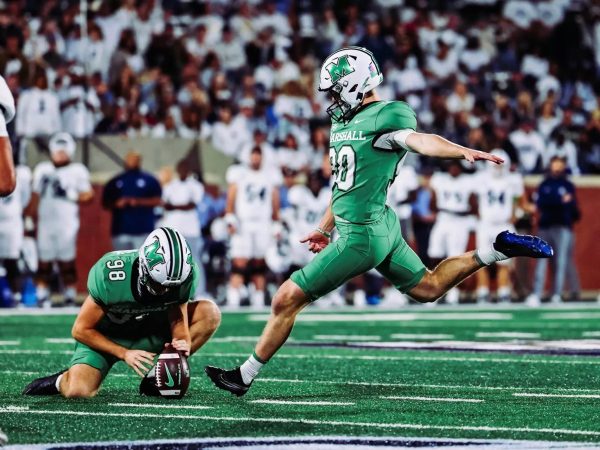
[70,250,199,376]
[290,101,426,300]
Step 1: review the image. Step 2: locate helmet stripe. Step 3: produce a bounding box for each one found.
[166,227,182,280]
[173,229,185,279]
[160,227,175,279]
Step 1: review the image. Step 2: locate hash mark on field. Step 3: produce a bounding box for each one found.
[250,400,355,406]
[390,333,454,340]
[250,313,513,322]
[582,331,600,337]
[513,393,600,399]
[476,332,540,339]
[313,335,381,341]
[209,352,600,366]
[0,349,72,355]
[542,313,600,320]
[2,407,600,437]
[381,395,484,403]
[0,340,20,345]
[109,403,212,410]
[45,338,75,344]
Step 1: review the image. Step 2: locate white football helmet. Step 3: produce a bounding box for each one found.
[49,132,76,159]
[319,46,383,123]
[138,227,193,296]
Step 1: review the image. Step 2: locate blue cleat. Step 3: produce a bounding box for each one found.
[493,230,553,259]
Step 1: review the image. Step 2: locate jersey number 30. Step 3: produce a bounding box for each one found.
[329,145,356,191]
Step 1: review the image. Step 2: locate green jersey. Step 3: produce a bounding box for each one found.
[329,101,417,224]
[87,250,199,325]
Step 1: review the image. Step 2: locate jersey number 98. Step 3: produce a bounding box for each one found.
[106,259,126,281]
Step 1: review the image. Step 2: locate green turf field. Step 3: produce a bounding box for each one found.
[2,304,600,447]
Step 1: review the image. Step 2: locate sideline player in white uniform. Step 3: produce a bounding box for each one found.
[225,147,281,307]
[428,161,476,304]
[0,74,16,196]
[30,133,94,306]
[0,165,31,304]
[474,150,524,303]
[387,163,419,242]
[161,159,206,297]
[286,172,330,270]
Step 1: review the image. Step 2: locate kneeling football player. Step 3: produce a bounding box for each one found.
[23,227,221,398]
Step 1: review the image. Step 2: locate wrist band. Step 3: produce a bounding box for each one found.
[316,227,331,238]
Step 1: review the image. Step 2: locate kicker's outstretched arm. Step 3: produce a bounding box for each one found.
[404,132,504,164]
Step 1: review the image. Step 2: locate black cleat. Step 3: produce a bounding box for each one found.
[22,369,66,395]
[205,366,251,397]
[139,373,160,397]
[493,230,553,259]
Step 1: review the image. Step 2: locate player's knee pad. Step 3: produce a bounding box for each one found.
[36,262,53,283]
[59,261,78,285]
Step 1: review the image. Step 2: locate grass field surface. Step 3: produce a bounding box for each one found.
[2,304,600,448]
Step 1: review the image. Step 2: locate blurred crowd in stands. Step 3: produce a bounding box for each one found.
[4,0,600,174]
[0,0,593,307]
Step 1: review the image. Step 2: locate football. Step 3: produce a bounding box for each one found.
[155,344,191,399]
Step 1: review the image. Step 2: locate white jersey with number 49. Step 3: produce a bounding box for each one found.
[33,161,91,225]
[227,165,282,224]
[475,173,523,224]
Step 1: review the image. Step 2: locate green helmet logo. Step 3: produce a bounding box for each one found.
[325,54,355,84]
[144,238,165,270]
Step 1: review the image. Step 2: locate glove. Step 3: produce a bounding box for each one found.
[0,75,15,124]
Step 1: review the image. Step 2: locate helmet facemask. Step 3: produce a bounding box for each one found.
[138,262,171,298]
[325,83,361,123]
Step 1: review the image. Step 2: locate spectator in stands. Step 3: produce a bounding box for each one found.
[15,71,61,140]
[527,156,581,306]
[211,104,251,159]
[161,159,206,296]
[59,66,100,138]
[102,151,162,251]
[509,120,545,173]
[445,81,475,114]
[546,131,580,175]
[215,25,247,81]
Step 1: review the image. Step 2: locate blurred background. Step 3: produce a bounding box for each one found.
[1,0,599,309]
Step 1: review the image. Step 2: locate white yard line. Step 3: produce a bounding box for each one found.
[313,335,381,341]
[381,395,484,403]
[476,332,540,339]
[207,351,600,366]
[250,400,355,406]
[250,313,513,322]
[0,349,72,355]
[390,333,454,339]
[109,403,212,410]
[541,313,600,320]
[513,393,600,399]
[4,369,600,394]
[44,338,75,344]
[0,340,20,345]
[211,336,259,343]
[582,331,600,337]
[1,407,600,437]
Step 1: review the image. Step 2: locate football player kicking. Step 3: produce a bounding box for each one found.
[205,47,553,396]
[23,227,221,398]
